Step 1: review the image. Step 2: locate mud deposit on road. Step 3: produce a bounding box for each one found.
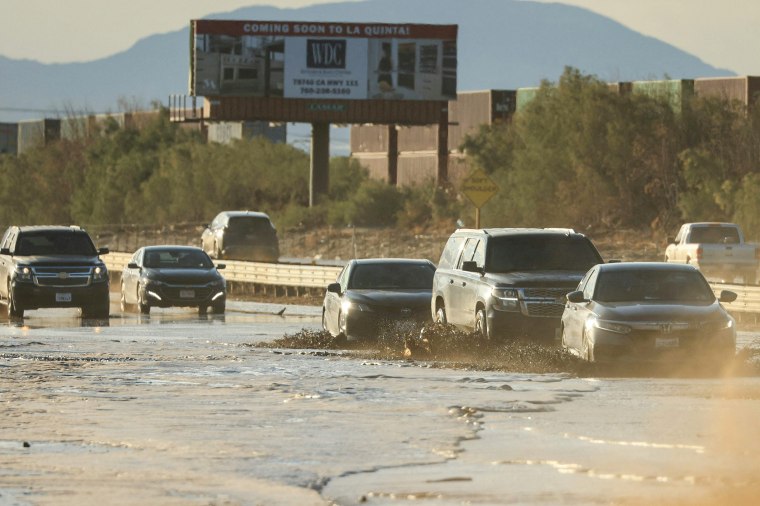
[260,323,760,379]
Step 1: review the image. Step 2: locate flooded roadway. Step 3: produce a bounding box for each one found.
[1,297,760,505]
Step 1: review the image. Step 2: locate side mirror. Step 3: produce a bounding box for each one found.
[607,259,621,263]
[127,262,139,269]
[216,263,226,270]
[98,247,110,255]
[461,261,482,274]
[327,282,342,294]
[719,290,737,303]
[566,290,587,303]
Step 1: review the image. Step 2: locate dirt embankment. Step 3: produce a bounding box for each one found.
[278,226,664,264]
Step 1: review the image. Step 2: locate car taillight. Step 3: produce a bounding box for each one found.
[696,247,703,261]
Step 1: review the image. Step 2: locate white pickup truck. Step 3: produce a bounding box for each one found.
[665,222,759,284]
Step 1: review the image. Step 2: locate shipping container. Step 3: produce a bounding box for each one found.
[207,121,286,144]
[61,116,90,140]
[516,87,540,112]
[397,125,439,152]
[352,153,393,182]
[694,76,760,109]
[607,82,632,95]
[0,123,18,155]
[631,79,694,113]
[449,90,515,150]
[17,119,60,154]
[350,124,392,153]
[397,153,439,186]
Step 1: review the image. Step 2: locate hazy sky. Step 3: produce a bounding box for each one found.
[1,0,759,75]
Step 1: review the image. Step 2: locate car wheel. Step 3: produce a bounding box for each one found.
[7,282,23,319]
[435,304,447,324]
[582,330,595,362]
[475,308,488,339]
[137,285,150,315]
[211,301,225,314]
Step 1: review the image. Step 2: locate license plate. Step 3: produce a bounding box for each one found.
[56,292,72,302]
[179,290,195,299]
[655,337,679,348]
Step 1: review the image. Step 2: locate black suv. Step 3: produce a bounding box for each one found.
[0,226,110,319]
[431,228,604,341]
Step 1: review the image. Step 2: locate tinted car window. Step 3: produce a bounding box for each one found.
[689,226,740,244]
[486,235,602,272]
[595,269,715,303]
[227,217,275,235]
[349,263,434,290]
[144,249,213,269]
[437,235,466,269]
[16,231,97,256]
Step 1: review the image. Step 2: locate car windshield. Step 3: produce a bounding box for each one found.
[594,269,715,303]
[486,235,602,272]
[16,231,97,256]
[143,249,213,269]
[349,263,434,290]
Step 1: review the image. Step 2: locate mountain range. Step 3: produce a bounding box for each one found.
[0,0,734,136]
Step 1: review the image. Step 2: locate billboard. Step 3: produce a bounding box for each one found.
[191,20,458,101]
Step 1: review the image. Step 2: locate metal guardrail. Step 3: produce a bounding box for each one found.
[712,283,760,316]
[105,252,342,291]
[105,252,760,314]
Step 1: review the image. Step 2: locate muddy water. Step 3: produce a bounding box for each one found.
[1,300,760,505]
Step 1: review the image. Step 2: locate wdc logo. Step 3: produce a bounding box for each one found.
[307,39,346,69]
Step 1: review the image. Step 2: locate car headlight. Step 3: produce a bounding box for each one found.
[491,287,519,312]
[14,265,33,281]
[209,278,226,288]
[143,278,165,288]
[341,300,372,313]
[587,317,631,334]
[92,265,108,282]
[700,318,734,332]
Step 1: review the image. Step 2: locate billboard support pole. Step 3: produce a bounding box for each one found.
[310,122,330,207]
[388,125,398,185]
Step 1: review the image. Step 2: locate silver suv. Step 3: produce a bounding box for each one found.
[201,211,279,263]
[431,228,604,341]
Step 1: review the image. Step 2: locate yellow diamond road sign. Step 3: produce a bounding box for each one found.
[461,168,499,208]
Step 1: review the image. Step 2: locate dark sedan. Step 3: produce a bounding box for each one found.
[561,262,736,363]
[323,258,436,341]
[121,246,226,315]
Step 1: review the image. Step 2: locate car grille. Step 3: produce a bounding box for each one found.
[33,266,92,287]
[520,288,570,318]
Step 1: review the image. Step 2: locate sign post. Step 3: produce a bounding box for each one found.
[461,168,499,228]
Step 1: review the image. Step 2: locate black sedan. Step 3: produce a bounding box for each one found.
[561,262,736,363]
[121,246,226,315]
[323,258,436,341]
